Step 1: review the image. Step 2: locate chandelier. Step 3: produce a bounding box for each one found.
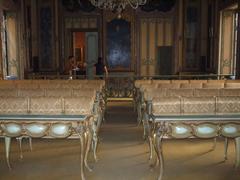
[89,0,147,13]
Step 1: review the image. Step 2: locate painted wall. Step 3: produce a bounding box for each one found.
[139,18,173,76]
[2,0,239,78]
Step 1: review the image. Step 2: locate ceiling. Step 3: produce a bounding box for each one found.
[61,0,176,13]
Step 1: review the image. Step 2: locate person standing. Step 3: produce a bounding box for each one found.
[76,61,86,78]
[64,56,76,77]
[95,57,108,79]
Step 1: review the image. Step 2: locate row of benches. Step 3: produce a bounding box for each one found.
[137,81,240,89]
[143,88,240,99]
[134,79,240,180]
[0,79,105,84]
[135,79,240,85]
[0,88,97,97]
[0,80,105,180]
[0,96,94,114]
[0,80,105,90]
[151,96,240,115]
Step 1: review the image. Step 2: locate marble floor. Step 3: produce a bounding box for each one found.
[0,101,240,180]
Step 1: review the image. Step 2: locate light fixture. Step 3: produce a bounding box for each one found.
[89,0,147,14]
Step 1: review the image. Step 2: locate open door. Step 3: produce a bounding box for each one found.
[1,11,19,79]
[73,32,85,67]
[85,32,98,79]
[157,46,173,75]
[219,6,238,77]
[72,31,98,79]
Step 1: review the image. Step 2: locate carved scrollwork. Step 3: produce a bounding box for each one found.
[106,76,135,98]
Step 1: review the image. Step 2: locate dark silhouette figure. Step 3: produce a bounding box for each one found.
[95,57,108,78]
[64,56,75,75]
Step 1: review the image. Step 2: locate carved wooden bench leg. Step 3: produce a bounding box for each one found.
[224,138,228,161]
[153,133,164,180]
[29,137,33,151]
[16,137,23,159]
[148,136,153,161]
[16,136,33,159]
[235,137,240,168]
[137,103,142,126]
[92,132,98,162]
[79,134,85,180]
[5,137,12,170]
[84,130,93,172]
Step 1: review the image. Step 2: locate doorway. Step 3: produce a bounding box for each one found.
[72,31,98,79]
[1,11,18,79]
[218,4,238,77]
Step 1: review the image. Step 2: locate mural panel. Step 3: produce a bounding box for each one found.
[183,0,199,70]
[107,19,131,71]
[40,7,52,69]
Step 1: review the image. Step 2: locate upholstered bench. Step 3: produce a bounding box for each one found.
[0,96,96,180]
[144,96,240,180]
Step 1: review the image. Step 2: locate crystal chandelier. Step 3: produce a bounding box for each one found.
[89,0,147,13]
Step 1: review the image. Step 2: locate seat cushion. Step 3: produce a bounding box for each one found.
[167,89,194,97]
[194,89,220,97]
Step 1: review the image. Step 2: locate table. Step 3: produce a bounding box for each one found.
[145,114,240,180]
[0,114,93,180]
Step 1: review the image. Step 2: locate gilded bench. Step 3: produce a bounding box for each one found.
[144,96,240,180]
[0,96,97,180]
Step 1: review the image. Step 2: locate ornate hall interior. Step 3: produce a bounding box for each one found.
[0,0,240,180]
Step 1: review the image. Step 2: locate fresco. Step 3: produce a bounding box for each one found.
[40,7,52,69]
[107,19,131,70]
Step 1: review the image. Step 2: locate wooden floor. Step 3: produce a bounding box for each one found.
[0,101,240,180]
